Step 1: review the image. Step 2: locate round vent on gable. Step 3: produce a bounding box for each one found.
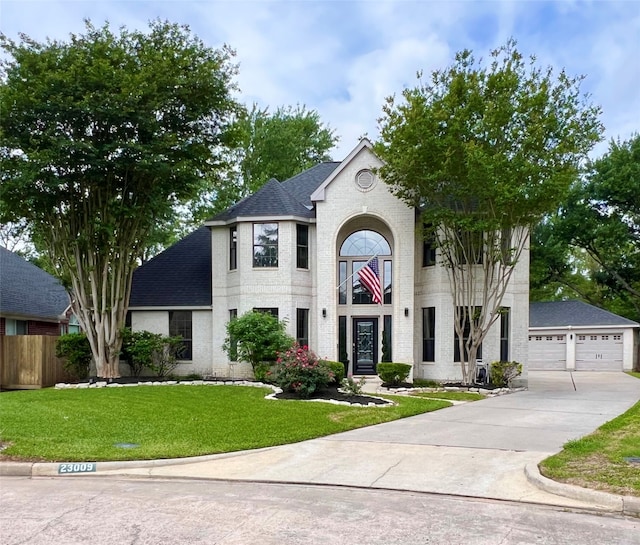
[355,169,376,191]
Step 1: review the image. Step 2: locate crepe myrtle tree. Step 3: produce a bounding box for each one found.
[376,39,603,384]
[0,20,240,378]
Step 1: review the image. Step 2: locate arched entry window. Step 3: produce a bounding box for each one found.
[338,230,392,305]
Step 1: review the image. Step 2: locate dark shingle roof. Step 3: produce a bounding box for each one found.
[0,247,69,321]
[210,162,340,222]
[280,162,340,207]
[530,301,639,328]
[129,227,212,307]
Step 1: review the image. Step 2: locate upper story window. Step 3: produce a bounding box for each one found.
[422,224,436,267]
[229,226,237,270]
[340,230,391,257]
[253,223,278,267]
[339,230,392,305]
[296,224,309,269]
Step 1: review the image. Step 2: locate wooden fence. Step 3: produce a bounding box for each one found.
[0,335,67,389]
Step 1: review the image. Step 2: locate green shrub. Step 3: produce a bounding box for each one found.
[269,344,334,398]
[120,328,184,378]
[223,311,294,373]
[325,360,346,384]
[489,361,523,387]
[55,333,92,380]
[340,376,366,396]
[377,363,412,386]
[253,362,274,383]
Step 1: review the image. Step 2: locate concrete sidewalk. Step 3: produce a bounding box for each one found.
[4,371,640,515]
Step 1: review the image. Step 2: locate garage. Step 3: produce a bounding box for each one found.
[528,334,566,370]
[529,301,639,372]
[575,333,623,371]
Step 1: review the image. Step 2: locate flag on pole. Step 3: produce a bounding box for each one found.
[358,257,382,304]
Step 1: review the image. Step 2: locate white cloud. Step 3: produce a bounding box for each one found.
[1,0,637,160]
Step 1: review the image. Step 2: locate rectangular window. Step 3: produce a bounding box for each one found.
[383,260,392,305]
[422,225,436,267]
[500,307,510,362]
[454,307,482,362]
[296,224,309,269]
[422,307,435,362]
[253,307,279,318]
[338,261,347,304]
[500,228,513,264]
[253,223,278,267]
[383,315,392,362]
[338,316,348,367]
[352,261,376,305]
[68,315,81,334]
[296,308,309,348]
[5,319,28,335]
[457,230,484,265]
[169,311,192,361]
[229,226,237,270]
[228,309,238,361]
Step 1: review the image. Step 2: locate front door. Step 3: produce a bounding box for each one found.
[353,318,378,375]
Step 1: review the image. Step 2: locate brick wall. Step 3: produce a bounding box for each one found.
[27,321,61,336]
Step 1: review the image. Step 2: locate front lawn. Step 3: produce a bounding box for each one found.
[0,385,449,462]
[539,399,640,497]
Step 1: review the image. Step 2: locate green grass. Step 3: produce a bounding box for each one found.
[539,400,640,496]
[410,391,485,402]
[626,371,640,380]
[0,386,450,462]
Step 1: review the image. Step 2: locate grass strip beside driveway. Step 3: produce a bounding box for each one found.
[539,400,640,497]
[0,386,449,462]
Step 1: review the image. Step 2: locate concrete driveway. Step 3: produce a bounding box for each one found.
[92,371,640,510]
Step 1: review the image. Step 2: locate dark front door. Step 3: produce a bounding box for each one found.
[353,318,378,375]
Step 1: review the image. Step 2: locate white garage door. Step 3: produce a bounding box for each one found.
[575,333,623,371]
[528,334,566,370]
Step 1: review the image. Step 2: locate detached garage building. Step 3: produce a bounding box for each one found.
[529,301,639,372]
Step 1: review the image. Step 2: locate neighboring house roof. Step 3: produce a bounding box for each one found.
[0,247,69,322]
[129,227,212,307]
[530,300,640,328]
[209,162,340,223]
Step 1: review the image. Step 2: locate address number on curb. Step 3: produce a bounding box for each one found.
[58,462,97,474]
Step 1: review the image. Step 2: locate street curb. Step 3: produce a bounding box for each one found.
[0,447,277,478]
[525,464,639,518]
[0,462,33,476]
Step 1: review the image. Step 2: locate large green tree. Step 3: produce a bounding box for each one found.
[542,135,640,320]
[376,40,603,383]
[0,20,240,377]
[192,104,338,219]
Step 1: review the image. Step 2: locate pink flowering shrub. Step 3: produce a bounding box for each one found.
[269,344,334,398]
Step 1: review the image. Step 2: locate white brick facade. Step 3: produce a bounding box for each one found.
[131,139,530,384]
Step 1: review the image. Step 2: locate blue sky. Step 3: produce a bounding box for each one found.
[1,0,638,160]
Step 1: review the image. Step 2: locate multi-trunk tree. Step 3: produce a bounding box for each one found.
[0,20,240,377]
[376,40,603,384]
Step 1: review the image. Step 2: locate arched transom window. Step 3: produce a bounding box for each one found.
[340,230,391,257]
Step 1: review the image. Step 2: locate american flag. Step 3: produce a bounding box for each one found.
[358,257,382,304]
